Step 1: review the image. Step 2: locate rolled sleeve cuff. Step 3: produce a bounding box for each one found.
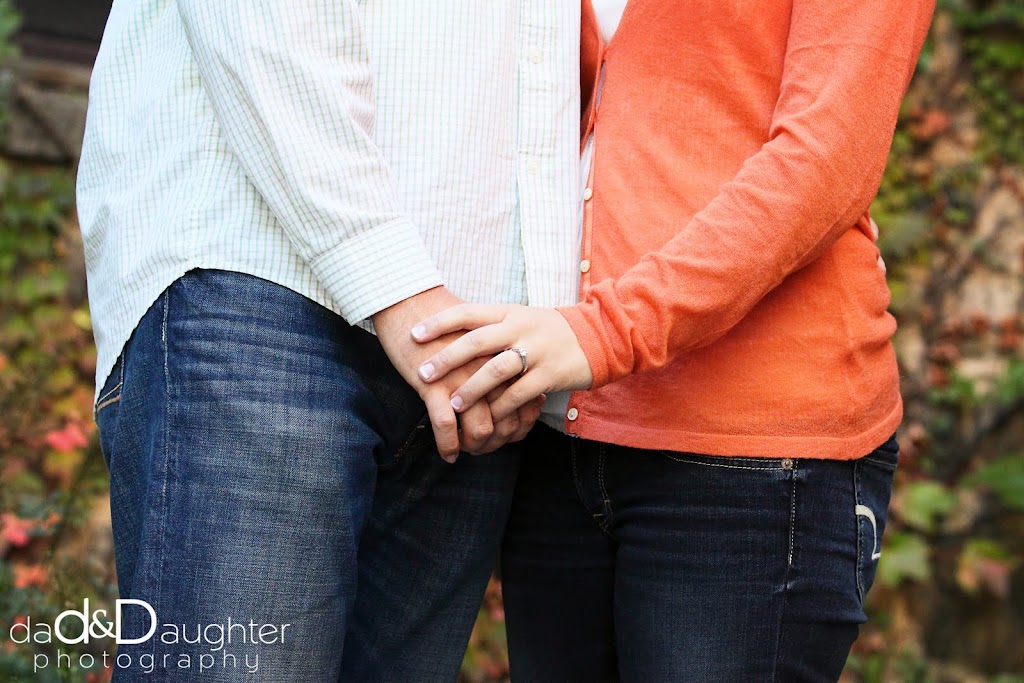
[311,217,445,324]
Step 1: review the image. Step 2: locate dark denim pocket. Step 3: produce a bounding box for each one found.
[854,434,898,602]
[378,411,433,469]
[660,451,795,471]
[862,432,899,470]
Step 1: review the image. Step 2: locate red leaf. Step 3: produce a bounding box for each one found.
[1,513,32,547]
[12,564,48,589]
[44,423,89,453]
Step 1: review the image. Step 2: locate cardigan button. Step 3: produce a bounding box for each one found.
[583,187,594,201]
[567,408,579,421]
[580,260,591,273]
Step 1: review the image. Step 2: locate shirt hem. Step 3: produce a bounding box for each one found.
[567,397,903,460]
[90,260,375,405]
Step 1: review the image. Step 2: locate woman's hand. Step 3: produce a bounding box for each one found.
[373,289,543,462]
[411,304,593,421]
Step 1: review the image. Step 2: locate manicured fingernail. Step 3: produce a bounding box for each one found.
[411,325,426,340]
[540,393,547,404]
[442,453,459,464]
[450,395,464,411]
[419,363,435,380]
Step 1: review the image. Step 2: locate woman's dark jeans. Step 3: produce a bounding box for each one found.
[502,424,898,682]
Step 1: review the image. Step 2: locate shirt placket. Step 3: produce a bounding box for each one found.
[516,1,578,309]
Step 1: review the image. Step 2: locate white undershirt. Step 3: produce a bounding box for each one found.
[592,0,628,42]
[540,1,628,432]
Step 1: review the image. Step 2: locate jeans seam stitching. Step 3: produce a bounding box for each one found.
[149,289,172,664]
[854,460,866,602]
[598,445,612,529]
[861,456,897,470]
[661,453,781,470]
[771,463,798,681]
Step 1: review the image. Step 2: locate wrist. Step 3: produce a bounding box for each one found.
[372,286,461,338]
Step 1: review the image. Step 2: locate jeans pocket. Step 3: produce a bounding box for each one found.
[854,435,898,602]
[94,352,125,471]
[659,451,794,471]
[378,411,433,469]
[94,353,125,419]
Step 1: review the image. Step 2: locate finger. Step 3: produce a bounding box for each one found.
[486,384,508,404]
[489,373,551,422]
[411,304,506,343]
[475,410,521,455]
[424,391,461,463]
[418,325,514,383]
[464,391,522,455]
[509,394,546,443]
[449,350,526,411]
[490,404,523,449]
[458,400,495,455]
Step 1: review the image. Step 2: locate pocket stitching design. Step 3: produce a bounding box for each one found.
[660,452,786,471]
[94,391,122,415]
[96,381,122,407]
[384,413,431,468]
[861,454,898,470]
[94,357,125,418]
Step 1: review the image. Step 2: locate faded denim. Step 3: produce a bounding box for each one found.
[95,269,519,682]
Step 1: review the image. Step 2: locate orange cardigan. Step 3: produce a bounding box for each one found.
[556,0,935,459]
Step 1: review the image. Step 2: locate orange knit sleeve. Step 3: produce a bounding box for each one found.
[558,0,935,388]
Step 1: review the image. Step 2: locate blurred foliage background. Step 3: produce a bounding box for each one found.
[0,0,1022,680]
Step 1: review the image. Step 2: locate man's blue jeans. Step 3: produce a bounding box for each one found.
[93,269,519,681]
[502,424,898,682]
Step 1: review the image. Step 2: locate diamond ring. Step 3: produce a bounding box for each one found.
[507,347,528,374]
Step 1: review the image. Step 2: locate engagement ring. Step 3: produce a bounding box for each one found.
[508,347,528,374]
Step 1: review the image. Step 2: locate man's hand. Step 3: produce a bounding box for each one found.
[372,287,543,461]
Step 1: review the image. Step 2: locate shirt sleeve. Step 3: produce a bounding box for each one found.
[558,0,935,388]
[175,0,444,323]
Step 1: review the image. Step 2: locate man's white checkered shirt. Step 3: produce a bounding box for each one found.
[78,1,582,400]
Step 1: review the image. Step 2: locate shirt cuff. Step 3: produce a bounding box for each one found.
[311,217,445,324]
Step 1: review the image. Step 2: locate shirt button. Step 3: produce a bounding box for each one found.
[567,408,579,421]
[526,160,540,175]
[529,49,544,64]
[580,260,591,273]
[583,187,593,201]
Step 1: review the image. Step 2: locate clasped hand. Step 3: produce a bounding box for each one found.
[412,303,593,426]
[374,289,592,462]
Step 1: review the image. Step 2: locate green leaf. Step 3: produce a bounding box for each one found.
[927,373,977,411]
[900,481,958,532]
[995,359,1024,406]
[877,531,931,587]
[966,454,1024,512]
